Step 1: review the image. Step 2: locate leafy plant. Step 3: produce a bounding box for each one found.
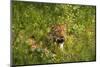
[12,1,96,65]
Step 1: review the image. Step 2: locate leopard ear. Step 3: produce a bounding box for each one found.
[51,24,56,29]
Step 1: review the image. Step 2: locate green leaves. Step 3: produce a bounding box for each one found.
[12,1,96,65]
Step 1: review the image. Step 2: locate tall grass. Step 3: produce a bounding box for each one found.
[12,1,96,65]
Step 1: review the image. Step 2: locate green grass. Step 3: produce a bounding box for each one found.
[12,1,96,65]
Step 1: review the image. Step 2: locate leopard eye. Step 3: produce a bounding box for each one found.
[54,29,58,32]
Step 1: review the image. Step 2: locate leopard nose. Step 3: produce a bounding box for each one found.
[56,36,65,44]
[60,36,64,39]
[60,37,65,42]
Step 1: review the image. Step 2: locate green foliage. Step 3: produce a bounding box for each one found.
[12,1,96,65]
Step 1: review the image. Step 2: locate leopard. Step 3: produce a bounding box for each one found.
[48,23,67,51]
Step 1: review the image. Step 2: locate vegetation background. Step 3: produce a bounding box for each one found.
[12,1,96,65]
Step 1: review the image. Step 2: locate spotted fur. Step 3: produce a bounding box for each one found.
[49,23,67,49]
